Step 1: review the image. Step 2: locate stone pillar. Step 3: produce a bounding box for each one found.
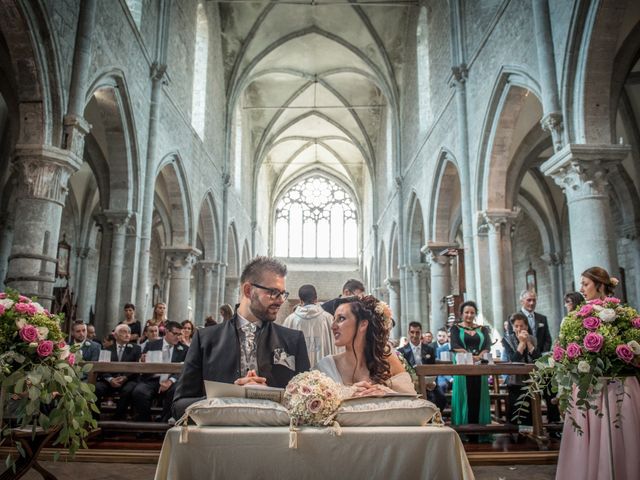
[385,277,401,339]
[75,246,97,321]
[408,264,429,331]
[196,261,216,325]
[98,211,132,331]
[225,275,240,307]
[0,212,15,289]
[5,146,81,307]
[424,245,453,331]
[164,247,201,323]
[541,251,564,338]
[541,144,629,284]
[483,209,520,330]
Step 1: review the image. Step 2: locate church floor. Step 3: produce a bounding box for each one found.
[18,462,557,479]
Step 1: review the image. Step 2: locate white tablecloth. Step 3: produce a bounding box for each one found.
[155,425,474,480]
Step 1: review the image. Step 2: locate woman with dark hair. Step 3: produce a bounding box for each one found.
[181,319,195,346]
[563,292,584,313]
[450,300,491,426]
[580,266,618,300]
[316,295,416,395]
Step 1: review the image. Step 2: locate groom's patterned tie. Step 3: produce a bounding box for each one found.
[240,323,258,375]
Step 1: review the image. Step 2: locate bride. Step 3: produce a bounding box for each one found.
[316,295,416,396]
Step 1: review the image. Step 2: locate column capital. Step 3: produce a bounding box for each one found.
[163,247,202,271]
[11,144,82,205]
[620,222,640,240]
[421,243,457,267]
[540,251,563,266]
[481,208,520,232]
[448,64,468,88]
[62,114,92,160]
[540,143,630,201]
[408,263,428,277]
[150,62,169,85]
[540,112,563,152]
[197,260,217,273]
[384,277,400,291]
[95,210,133,233]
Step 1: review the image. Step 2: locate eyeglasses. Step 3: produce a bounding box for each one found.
[251,283,290,301]
[168,330,182,336]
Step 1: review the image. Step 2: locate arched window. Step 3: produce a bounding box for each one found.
[274,176,357,258]
[416,6,431,131]
[191,3,208,139]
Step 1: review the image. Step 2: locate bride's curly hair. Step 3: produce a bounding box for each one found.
[336,295,392,385]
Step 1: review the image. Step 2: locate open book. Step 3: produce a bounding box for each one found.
[204,380,285,403]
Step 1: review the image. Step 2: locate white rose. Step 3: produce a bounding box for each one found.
[0,298,14,309]
[628,340,640,355]
[599,308,617,323]
[548,358,555,368]
[32,302,45,314]
[36,326,49,340]
[592,305,604,312]
[59,345,70,360]
[15,318,26,329]
[577,360,591,373]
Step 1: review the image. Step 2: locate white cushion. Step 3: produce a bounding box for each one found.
[336,397,439,426]
[185,397,290,427]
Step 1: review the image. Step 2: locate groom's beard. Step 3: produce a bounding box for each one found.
[249,292,281,322]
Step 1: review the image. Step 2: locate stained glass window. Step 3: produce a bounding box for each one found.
[274,176,357,258]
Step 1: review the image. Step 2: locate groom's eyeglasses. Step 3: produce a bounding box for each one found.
[251,283,290,301]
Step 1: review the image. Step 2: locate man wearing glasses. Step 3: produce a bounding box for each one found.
[173,256,310,418]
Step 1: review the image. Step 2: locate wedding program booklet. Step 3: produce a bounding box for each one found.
[204,380,285,403]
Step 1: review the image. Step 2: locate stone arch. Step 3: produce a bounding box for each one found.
[226,223,240,277]
[242,239,251,268]
[389,223,400,279]
[406,192,426,264]
[156,153,193,245]
[196,191,220,261]
[429,151,461,244]
[378,240,387,292]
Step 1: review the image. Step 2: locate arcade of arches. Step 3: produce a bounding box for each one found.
[1,0,639,347]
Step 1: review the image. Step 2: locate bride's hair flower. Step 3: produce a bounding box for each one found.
[610,277,620,287]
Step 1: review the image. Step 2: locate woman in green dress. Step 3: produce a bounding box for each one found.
[450,300,491,426]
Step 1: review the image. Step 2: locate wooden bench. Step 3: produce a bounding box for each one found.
[416,363,548,449]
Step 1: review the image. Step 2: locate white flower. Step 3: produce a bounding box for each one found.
[32,302,45,314]
[0,298,14,309]
[15,318,26,329]
[548,358,555,368]
[36,326,49,340]
[577,360,591,373]
[59,345,70,360]
[599,308,617,323]
[592,305,604,313]
[628,340,640,355]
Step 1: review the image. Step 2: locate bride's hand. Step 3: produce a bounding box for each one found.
[352,381,389,397]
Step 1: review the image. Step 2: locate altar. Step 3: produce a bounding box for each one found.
[155,425,474,480]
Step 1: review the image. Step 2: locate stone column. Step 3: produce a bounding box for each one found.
[385,277,401,339]
[98,211,132,331]
[196,261,216,325]
[164,247,201,323]
[424,245,453,331]
[75,246,97,321]
[225,276,240,307]
[5,146,81,307]
[541,251,564,338]
[483,209,520,330]
[0,212,15,289]
[408,264,429,331]
[541,144,629,284]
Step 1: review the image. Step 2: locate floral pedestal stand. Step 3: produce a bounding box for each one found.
[0,427,61,480]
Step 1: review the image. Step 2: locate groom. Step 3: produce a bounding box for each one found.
[172,256,310,418]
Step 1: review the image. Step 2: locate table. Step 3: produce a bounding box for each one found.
[155,425,475,480]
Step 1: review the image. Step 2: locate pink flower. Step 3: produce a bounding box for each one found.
[583,332,604,353]
[36,340,54,358]
[300,385,312,395]
[566,343,582,359]
[19,325,39,343]
[14,302,36,316]
[306,398,323,413]
[0,304,4,316]
[604,297,621,305]
[582,316,601,330]
[18,295,31,303]
[0,293,6,299]
[578,304,594,317]
[589,299,604,306]
[616,344,635,364]
[632,318,640,329]
[67,353,76,366]
[552,346,565,362]
[58,341,66,349]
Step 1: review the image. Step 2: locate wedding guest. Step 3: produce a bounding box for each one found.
[204,315,217,327]
[181,320,195,347]
[87,323,101,346]
[450,301,491,427]
[563,292,584,314]
[146,302,167,337]
[120,303,141,342]
[70,320,100,361]
[316,295,415,395]
[133,321,188,422]
[502,312,540,425]
[434,327,453,398]
[219,304,233,323]
[321,279,365,316]
[172,257,310,419]
[139,324,160,350]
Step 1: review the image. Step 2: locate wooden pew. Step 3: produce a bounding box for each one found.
[415,363,548,449]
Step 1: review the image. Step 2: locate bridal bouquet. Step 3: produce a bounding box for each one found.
[0,290,97,464]
[283,370,341,427]
[519,296,640,433]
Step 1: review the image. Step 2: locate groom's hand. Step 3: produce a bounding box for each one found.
[234,369,267,386]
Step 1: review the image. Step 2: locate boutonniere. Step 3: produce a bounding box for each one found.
[126,344,133,348]
[177,345,184,351]
[272,348,296,371]
[538,322,545,328]
[424,354,431,359]
[84,341,91,347]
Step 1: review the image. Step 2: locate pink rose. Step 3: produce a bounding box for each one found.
[67,353,76,366]
[18,295,31,303]
[58,341,66,349]
[604,297,621,305]
[19,325,39,343]
[578,304,594,317]
[616,344,634,364]
[552,346,565,362]
[306,398,322,413]
[632,318,640,329]
[36,340,54,358]
[0,293,6,299]
[583,332,604,353]
[14,302,36,315]
[566,342,582,359]
[589,299,604,306]
[582,316,601,330]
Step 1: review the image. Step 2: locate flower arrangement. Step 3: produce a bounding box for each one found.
[519,296,640,433]
[0,290,97,465]
[283,370,342,427]
[374,301,393,332]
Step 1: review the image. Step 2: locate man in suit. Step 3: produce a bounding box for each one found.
[399,322,445,411]
[70,320,100,362]
[132,321,188,422]
[172,256,310,419]
[94,323,141,419]
[321,279,365,316]
[519,289,559,422]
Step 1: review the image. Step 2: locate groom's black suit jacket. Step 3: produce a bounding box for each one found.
[172,314,310,417]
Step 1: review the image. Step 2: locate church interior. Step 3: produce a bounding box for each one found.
[1,0,640,478]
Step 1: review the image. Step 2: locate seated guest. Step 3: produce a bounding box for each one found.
[133,321,188,422]
[316,295,416,395]
[450,301,491,427]
[434,327,453,398]
[70,320,100,361]
[172,257,310,419]
[502,312,540,425]
[139,324,160,350]
[87,323,101,346]
[94,324,141,419]
[181,320,195,347]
